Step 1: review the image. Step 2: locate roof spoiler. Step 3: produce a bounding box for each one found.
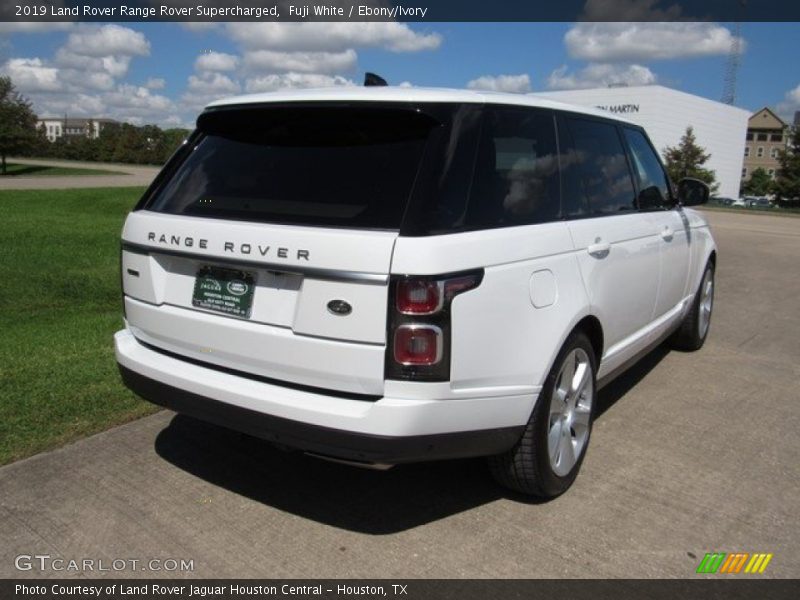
[364,72,388,87]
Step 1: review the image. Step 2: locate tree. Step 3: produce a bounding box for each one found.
[662,126,719,194]
[742,167,774,196]
[0,76,40,174]
[773,126,800,208]
[158,128,190,163]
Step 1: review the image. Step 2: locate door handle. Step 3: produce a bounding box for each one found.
[587,241,611,258]
[661,226,674,241]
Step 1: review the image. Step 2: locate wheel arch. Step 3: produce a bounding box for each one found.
[574,315,604,365]
[540,312,605,386]
[708,249,717,268]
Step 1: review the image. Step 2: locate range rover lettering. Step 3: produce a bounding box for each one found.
[115,87,716,498]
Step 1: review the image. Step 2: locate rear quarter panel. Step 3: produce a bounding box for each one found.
[391,221,591,395]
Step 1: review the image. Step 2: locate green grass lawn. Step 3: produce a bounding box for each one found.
[0,187,158,465]
[1,162,124,177]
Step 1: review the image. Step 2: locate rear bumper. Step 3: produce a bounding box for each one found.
[115,329,532,464]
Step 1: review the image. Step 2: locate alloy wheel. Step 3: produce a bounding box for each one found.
[548,348,594,477]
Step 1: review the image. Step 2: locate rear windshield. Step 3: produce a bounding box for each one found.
[146,105,438,229]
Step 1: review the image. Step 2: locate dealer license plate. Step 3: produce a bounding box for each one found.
[192,266,255,318]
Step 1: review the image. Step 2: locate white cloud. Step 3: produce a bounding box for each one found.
[25,85,178,126]
[186,72,240,96]
[61,24,150,58]
[32,93,105,118]
[53,52,132,90]
[145,77,166,90]
[173,22,442,112]
[776,84,800,122]
[0,58,60,92]
[243,50,357,74]
[104,84,173,114]
[244,73,356,94]
[4,20,444,127]
[467,74,531,94]
[39,24,154,93]
[226,22,441,53]
[180,72,241,113]
[2,25,180,126]
[547,63,657,90]
[565,22,741,63]
[195,51,239,72]
[170,21,442,117]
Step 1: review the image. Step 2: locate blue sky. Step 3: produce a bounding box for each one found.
[1,21,798,128]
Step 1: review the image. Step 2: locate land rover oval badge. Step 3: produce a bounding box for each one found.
[327,299,352,316]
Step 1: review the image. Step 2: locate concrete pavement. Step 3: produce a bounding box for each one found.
[0,158,159,190]
[0,209,798,578]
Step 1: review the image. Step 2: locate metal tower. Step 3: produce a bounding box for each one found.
[721,2,746,105]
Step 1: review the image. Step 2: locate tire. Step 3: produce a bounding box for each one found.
[488,331,597,498]
[670,260,715,351]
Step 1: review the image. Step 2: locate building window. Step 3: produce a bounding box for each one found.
[757,147,764,158]
[757,133,768,141]
[742,168,747,178]
[771,148,780,159]
[771,134,783,142]
[744,147,750,157]
[746,132,753,141]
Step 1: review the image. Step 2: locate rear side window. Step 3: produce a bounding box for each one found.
[466,107,560,228]
[566,118,636,215]
[146,106,438,230]
[623,128,672,210]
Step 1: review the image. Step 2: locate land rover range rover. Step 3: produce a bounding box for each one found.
[115,87,716,498]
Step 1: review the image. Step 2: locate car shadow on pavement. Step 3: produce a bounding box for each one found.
[595,344,671,420]
[155,415,504,534]
[154,344,671,533]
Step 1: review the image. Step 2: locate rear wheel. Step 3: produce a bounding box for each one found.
[489,331,597,498]
[670,261,715,351]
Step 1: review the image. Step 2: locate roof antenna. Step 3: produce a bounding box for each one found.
[364,72,388,87]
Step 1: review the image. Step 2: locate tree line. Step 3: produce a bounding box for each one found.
[0,75,189,172]
[30,122,190,166]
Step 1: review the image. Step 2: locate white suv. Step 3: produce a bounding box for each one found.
[115,87,716,498]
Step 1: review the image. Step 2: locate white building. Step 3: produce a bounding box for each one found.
[534,85,750,199]
[37,117,118,143]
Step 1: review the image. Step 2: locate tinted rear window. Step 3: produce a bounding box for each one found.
[466,107,560,228]
[146,106,438,229]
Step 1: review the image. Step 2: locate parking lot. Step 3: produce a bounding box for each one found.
[1,209,798,578]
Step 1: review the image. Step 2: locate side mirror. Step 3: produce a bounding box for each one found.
[677,178,710,207]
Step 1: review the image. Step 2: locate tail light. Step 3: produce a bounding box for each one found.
[386,271,483,382]
[394,325,443,365]
[396,280,443,314]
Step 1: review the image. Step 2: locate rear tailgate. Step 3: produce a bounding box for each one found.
[119,102,445,396]
[121,211,396,395]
